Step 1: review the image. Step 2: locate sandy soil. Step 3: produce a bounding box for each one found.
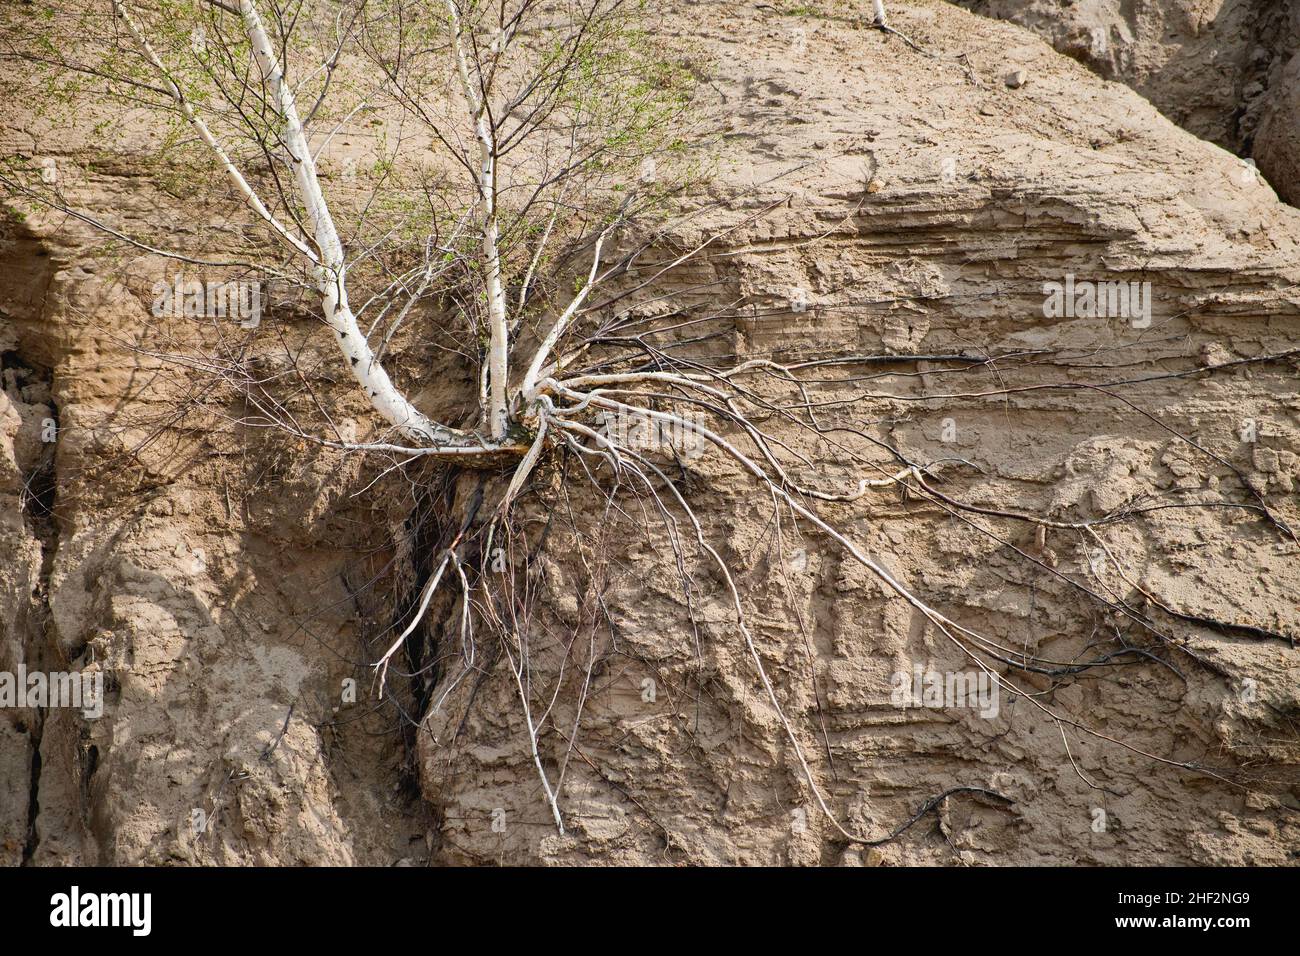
[1,0,1297,865]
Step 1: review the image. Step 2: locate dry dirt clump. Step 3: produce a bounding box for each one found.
[953,0,1300,205]
[0,0,1298,866]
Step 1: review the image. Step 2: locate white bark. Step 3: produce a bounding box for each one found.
[520,228,609,401]
[111,0,317,263]
[238,0,465,446]
[114,0,486,449]
[446,0,510,439]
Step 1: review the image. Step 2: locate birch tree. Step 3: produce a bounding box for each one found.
[5,0,691,453]
[2,0,1278,842]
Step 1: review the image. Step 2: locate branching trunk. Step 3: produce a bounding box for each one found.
[240,0,466,447]
[110,0,316,263]
[113,0,502,452]
[446,0,510,440]
[520,227,609,401]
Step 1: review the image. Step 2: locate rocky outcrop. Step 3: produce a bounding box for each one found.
[952,0,1300,203]
[1254,50,1300,207]
[417,1,1300,864]
[0,210,434,864]
[2,0,1298,865]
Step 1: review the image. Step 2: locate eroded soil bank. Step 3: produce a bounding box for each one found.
[2,0,1297,865]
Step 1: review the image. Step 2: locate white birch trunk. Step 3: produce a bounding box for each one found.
[111,0,316,263]
[446,0,510,439]
[239,0,462,446]
[520,229,608,401]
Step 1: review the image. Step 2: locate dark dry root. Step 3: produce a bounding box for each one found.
[373,345,1298,838]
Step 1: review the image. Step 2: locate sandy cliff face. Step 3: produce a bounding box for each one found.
[952,0,1300,204]
[0,209,434,864]
[412,1,1300,865]
[2,0,1298,865]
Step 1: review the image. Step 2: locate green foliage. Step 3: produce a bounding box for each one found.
[1,0,712,363]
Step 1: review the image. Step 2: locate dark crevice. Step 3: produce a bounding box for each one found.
[406,494,448,705]
[391,475,485,798]
[3,348,59,866]
[391,481,453,797]
[21,746,41,865]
